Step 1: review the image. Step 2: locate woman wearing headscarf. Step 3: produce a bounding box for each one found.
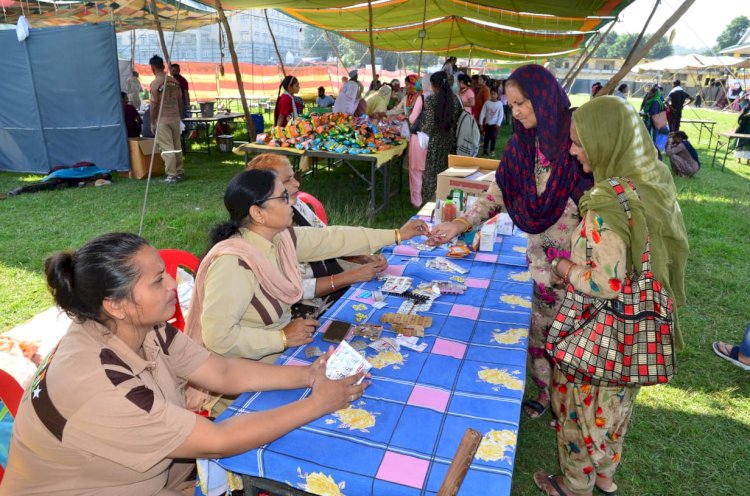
[386,75,419,119]
[365,84,392,116]
[534,95,688,496]
[332,70,362,115]
[429,64,592,420]
[641,86,667,153]
[421,70,464,203]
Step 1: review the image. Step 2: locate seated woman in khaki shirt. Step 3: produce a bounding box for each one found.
[1,232,366,495]
[185,169,428,414]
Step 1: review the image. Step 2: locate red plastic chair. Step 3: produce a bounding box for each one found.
[158,249,200,331]
[296,191,328,225]
[0,369,24,483]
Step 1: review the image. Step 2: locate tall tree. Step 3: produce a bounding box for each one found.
[593,32,618,57]
[606,33,672,59]
[715,16,750,50]
[647,36,673,58]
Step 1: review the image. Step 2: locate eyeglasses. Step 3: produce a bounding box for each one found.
[256,189,290,206]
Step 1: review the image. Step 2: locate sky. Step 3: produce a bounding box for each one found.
[613,0,742,51]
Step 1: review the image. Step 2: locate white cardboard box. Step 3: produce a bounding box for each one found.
[435,155,497,201]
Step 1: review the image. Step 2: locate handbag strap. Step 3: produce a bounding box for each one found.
[584,178,652,273]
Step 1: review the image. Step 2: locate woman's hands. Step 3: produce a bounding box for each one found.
[283,318,319,348]
[426,220,465,245]
[348,255,388,283]
[308,347,370,413]
[398,219,430,241]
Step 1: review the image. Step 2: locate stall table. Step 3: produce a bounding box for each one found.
[681,119,717,147]
[712,132,750,171]
[202,224,532,496]
[182,112,244,155]
[238,143,408,221]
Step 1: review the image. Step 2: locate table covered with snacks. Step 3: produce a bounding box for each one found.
[199,221,533,496]
[237,112,409,221]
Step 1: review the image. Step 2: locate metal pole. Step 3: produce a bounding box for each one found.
[264,9,287,77]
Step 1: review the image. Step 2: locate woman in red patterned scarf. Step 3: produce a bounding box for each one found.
[430,64,592,420]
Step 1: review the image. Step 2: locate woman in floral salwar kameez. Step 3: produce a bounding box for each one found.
[533,96,688,496]
[430,64,592,420]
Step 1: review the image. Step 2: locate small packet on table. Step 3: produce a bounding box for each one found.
[325,340,372,383]
[426,256,468,274]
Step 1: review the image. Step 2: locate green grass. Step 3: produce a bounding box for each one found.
[1,97,748,495]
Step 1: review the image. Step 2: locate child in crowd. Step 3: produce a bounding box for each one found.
[121,92,142,138]
[479,89,504,157]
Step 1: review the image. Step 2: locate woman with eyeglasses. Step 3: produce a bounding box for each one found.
[184,169,428,415]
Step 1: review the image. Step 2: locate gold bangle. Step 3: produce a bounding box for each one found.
[550,257,561,276]
[395,229,402,244]
[562,262,575,283]
[330,274,336,291]
[280,329,288,348]
[453,217,472,232]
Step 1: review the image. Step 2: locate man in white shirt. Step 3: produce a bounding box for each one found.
[479,89,504,157]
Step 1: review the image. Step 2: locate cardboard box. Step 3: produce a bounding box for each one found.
[435,155,497,201]
[128,138,164,179]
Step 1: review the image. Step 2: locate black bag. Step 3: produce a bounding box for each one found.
[409,95,425,134]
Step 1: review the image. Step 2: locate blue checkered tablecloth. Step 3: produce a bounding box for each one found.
[206,229,532,496]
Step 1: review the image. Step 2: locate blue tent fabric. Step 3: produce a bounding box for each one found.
[42,164,112,182]
[0,23,129,173]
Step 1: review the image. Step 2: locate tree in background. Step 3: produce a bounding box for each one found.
[593,32,619,57]
[604,33,673,59]
[715,16,750,51]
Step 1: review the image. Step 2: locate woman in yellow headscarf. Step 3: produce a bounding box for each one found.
[365,84,392,115]
[534,96,689,496]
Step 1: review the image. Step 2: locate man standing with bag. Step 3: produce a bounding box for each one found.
[149,55,185,184]
[666,79,694,132]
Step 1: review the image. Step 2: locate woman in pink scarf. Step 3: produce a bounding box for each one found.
[186,169,428,414]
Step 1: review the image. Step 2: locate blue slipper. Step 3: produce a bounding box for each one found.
[713,342,750,371]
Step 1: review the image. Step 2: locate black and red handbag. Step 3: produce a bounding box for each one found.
[546,178,675,386]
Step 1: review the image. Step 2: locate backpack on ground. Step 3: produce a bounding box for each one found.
[456,111,480,157]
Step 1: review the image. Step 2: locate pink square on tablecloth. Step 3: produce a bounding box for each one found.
[474,253,498,263]
[376,451,430,489]
[449,304,480,320]
[351,294,375,305]
[383,264,406,276]
[431,338,467,359]
[464,278,490,289]
[407,384,451,412]
[394,245,419,256]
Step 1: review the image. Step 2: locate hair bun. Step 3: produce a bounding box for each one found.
[44,251,76,312]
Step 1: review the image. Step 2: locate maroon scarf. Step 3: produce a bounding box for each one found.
[495,64,592,234]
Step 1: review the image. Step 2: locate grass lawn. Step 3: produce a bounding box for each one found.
[1,96,748,494]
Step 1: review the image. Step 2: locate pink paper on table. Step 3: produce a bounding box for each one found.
[474,253,498,263]
[393,245,419,256]
[382,264,406,276]
[407,384,451,412]
[450,304,480,320]
[431,338,467,360]
[465,277,490,289]
[376,451,430,489]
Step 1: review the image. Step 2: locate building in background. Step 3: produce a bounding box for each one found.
[116,10,302,65]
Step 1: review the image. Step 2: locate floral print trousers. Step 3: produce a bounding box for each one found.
[550,369,639,493]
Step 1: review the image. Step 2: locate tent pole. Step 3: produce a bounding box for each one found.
[148,0,170,67]
[599,0,697,96]
[367,0,377,85]
[264,9,287,77]
[130,29,136,64]
[325,31,347,73]
[621,0,660,72]
[563,20,616,92]
[416,0,427,75]
[467,44,473,71]
[216,0,255,140]
[561,43,590,88]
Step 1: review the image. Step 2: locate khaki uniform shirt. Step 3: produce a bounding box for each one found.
[200,225,397,363]
[1,321,210,495]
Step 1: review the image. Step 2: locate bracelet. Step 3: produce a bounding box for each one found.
[395,229,402,245]
[453,217,473,233]
[280,329,288,348]
[330,274,336,291]
[550,257,562,276]
[562,262,575,283]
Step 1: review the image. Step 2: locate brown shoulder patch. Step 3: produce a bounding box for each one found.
[100,348,133,373]
[125,385,155,413]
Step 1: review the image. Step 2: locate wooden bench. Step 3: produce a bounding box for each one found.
[711,132,750,171]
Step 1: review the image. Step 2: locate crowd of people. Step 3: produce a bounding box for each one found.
[12,55,745,494]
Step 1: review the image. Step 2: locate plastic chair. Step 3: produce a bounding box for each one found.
[158,249,200,331]
[296,191,328,225]
[0,369,23,483]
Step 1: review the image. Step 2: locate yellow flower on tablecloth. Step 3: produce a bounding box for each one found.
[492,327,528,345]
[512,245,527,253]
[509,271,531,282]
[332,404,378,432]
[500,294,532,308]
[296,468,346,495]
[369,350,406,369]
[475,429,517,462]
[478,367,524,391]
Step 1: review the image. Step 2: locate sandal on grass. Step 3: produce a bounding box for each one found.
[523,399,549,419]
[595,481,618,495]
[713,342,750,371]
